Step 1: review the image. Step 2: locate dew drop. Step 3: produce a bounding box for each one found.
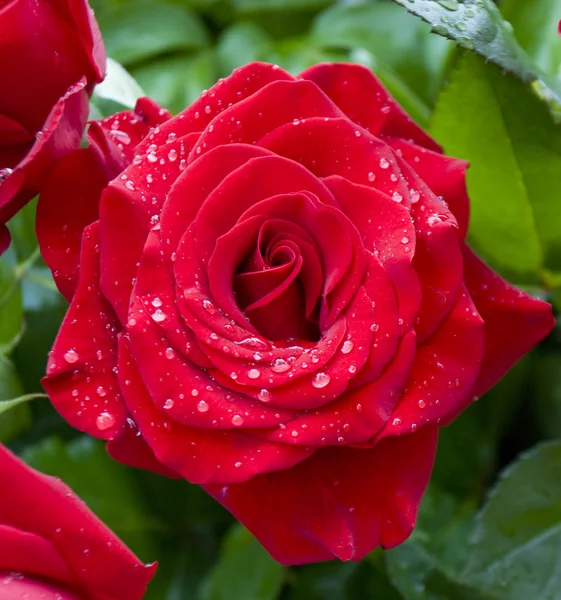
[96,386,107,398]
[64,349,79,364]
[368,171,376,182]
[312,372,331,388]
[168,149,178,162]
[203,300,217,314]
[417,399,426,409]
[164,398,174,409]
[152,297,162,308]
[272,358,290,373]
[392,192,403,203]
[96,412,115,431]
[151,309,166,322]
[341,340,354,354]
[248,368,261,379]
[231,414,244,426]
[258,389,271,403]
[392,417,402,427]
[379,158,389,169]
[197,400,209,413]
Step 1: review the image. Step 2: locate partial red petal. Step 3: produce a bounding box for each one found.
[37,148,106,300]
[42,223,128,441]
[204,425,437,565]
[0,445,156,600]
[463,247,555,395]
[299,63,440,152]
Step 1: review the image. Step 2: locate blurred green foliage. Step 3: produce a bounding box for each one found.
[3,0,561,598]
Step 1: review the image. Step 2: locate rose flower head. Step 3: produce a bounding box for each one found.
[0,0,105,254]
[37,62,554,565]
[0,444,155,599]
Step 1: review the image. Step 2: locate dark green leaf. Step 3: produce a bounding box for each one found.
[462,441,561,599]
[0,252,23,353]
[198,524,285,600]
[389,0,561,104]
[500,0,561,76]
[230,0,333,13]
[431,53,561,280]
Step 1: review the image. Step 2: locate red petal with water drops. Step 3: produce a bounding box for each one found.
[106,421,182,479]
[260,117,410,207]
[390,138,470,238]
[378,286,485,438]
[118,337,312,484]
[99,134,195,323]
[42,223,128,440]
[87,97,171,175]
[204,424,437,565]
[0,445,156,600]
[463,247,555,396]
[190,78,344,161]
[37,148,107,300]
[299,62,441,152]
[0,525,73,588]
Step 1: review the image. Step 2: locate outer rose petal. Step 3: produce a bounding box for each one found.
[299,62,440,152]
[42,223,128,441]
[0,445,155,600]
[0,80,89,248]
[36,147,107,300]
[463,247,555,395]
[205,425,438,565]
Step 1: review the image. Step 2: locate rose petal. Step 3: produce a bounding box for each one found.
[42,222,128,441]
[118,337,312,484]
[0,445,155,600]
[204,425,437,565]
[463,247,555,395]
[378,285,485,438]
[299,62,440,152]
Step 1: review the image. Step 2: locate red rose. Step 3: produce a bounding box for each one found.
[0,0,105,254]
[38,62,554,565]
[0,444,155,599]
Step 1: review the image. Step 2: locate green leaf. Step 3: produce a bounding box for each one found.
[0,356,30,442]
[93,57,145,110]
[462,441,561,599]
[500,0,561,77]
[389,0,561,104]
[311,1,452,106]
[23,436,156,559]
[0,252,23,353]
[132,52,218,114]
[97,0,208,66]
[431,52,561,280]
[198,524,285,600]
[386,541,486,600]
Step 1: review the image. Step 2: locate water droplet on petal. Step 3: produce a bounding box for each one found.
[272,358,290,373]
[341,340,354,354]
[379,158,389,169]
[312,372,331,388]
[64,349,79,364]
[96,386,107,398]
[248,368,261,379]
[197,400,209,412]
[231,414,244,426]
[96,412,115,431]
[152,297,162,308]
[164,399,174,409]
[151,309,166,322]
[258,389,271,402]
